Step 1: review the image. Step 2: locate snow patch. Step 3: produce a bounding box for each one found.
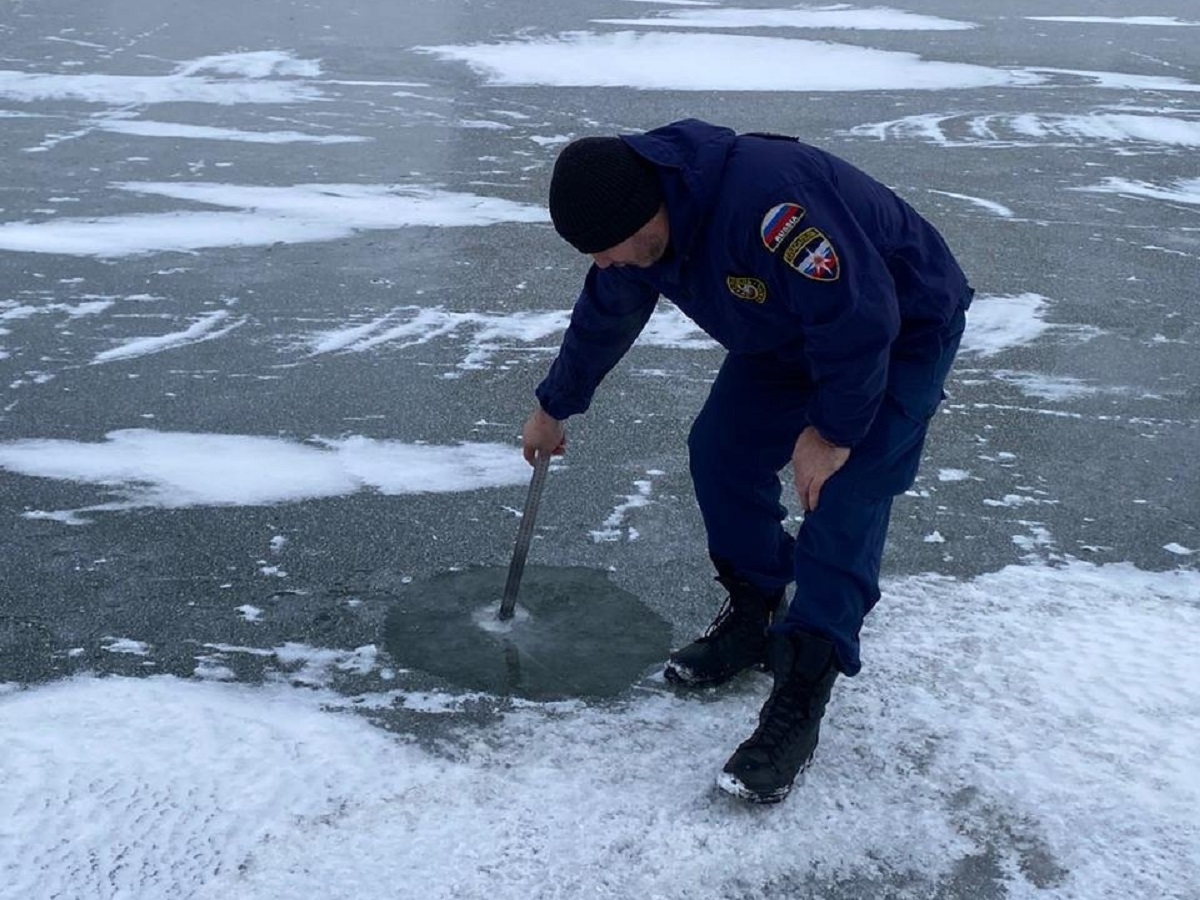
[0,183,548,258]
[0,430,529,517]
[596,6,976,31]
[2,562,1197,899]
[421,31,1042,92]
[960,294,1050,358]
[1079,176,1200,206]
[93,309,246,363]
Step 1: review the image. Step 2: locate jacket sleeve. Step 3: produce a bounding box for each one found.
[535,265,658,419]
[770,175,900,448]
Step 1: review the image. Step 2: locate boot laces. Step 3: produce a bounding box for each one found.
[753,678,813,758]
[700,595,764,642]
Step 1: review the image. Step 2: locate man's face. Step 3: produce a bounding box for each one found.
[590,207,670,270]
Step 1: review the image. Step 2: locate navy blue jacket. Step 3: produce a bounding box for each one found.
[536,119,972,448]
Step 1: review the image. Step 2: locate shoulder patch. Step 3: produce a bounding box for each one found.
[760,202,805,253]
[726,275,768,304]
[782,227,840,282]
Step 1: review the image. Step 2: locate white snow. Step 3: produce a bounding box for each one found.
[928,189,1014,217]
[937,469,971,482]
[93,310,246,363]
[101,637,151,656]
[0,183,548,257]
[0,430,530,517]
[308,303,713,367]
[595,6,975,31]
[423,31,1200,94]
[421,31,1042,92]
[0,51,324,106]
[93,118,369,145]
[959,293,1052,358]
[2,561,1197,899]
[1164,543,1195,556]
[1,298,114,320]
[1079,176,1200,206]
[1026,16,1200,27]
[590,477,654,542]
[852,111,1200,148]
[992,372,1099,402]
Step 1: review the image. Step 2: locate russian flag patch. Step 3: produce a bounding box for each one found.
[760,202,805,253]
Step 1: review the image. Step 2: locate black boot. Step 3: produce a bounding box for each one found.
[663,570,783,687]
[717,630,839,804]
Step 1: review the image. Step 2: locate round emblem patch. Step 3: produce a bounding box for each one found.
[726,276,768,304]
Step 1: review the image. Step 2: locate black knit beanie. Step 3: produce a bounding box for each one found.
[548,137,663,254]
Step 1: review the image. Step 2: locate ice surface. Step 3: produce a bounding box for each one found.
[2,4,1197,898]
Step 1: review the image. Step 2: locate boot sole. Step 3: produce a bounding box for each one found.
[716,770,800,805]
[662,659,768,688]
[710,772,796,806]
[663,661,728,688]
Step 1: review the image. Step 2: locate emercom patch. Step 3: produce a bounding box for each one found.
[760,202,805,253]
[726,275,768,304]
[782,227,840,282]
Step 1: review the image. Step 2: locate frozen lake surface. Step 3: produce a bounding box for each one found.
[1,1,1197,898]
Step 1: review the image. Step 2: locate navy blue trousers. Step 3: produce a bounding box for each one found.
[688,306,966,676]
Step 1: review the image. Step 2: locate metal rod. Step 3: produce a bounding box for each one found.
[498,451,551,620]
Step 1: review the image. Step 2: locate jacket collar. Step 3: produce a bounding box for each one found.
[621,119,736,269]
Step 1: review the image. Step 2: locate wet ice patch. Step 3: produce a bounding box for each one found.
[421,31,1040,91]
[2,561,1197,899]
[0,430,529,518]
[596,6,975,31]
[0,183,548,257]
[1078,176,1200,206]
[851,112,1200,148]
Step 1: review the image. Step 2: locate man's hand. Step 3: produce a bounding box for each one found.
[792,426,850,512]
[522,407,567,466]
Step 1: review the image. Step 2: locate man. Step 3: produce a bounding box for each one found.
[522,119,971,804]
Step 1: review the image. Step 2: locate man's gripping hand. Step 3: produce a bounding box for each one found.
[522,407,567,466]
[792,426,850,512]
